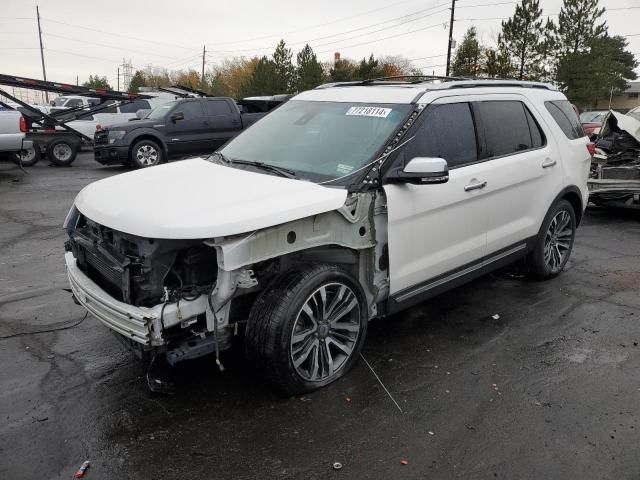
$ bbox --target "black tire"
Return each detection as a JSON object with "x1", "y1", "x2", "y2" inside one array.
[
  {"x1": 245, "y1": 264, "x2": 368, "y2": 395},
  {"x1": 46, "y1": 139, "x2": 77, "y2": 166},
  {"x1": 13, "y1": 141, "x2": 41, "y2": 167},
  {"x1": 131, "y1": 139, "x2": 163, "y2": 168},
  {"x1": 527, "y1": 199, "x2": 576, "y2": 279}
]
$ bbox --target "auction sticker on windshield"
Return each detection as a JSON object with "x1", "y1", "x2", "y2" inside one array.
[{"x1": 345, "y1": 106, "x2": 392, "y2": 118}]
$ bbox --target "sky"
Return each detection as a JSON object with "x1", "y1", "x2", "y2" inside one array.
[{"x1": 1, "y1": 0, "x2": 638, "y2": 92}]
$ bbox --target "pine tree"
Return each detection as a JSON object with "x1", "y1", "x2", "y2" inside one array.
[
  {"x1": 353, "y1": 54, "x2": 385, "y2": 80},
  {"x1": 555, "y1": 0, "x2": 606, "y2": 55},
  {"x1": 128, "y1": 71, "x2": 146, "y2": 93},
  {"x1": 296, "y1": 44, "x2": 325, "y2": 92},
  {"x1": 557, "y1": 35, "x2": 638, "y2": 109},
  {"x1": 451, "y1": 27, "x2": 483, "y2": 77},
  {"x1": 241, "y1": 56, "x2": 279, "y2": 96},
  {"x1": 272, "y1": 40, "x2": 296, "y2": 93},
  {"x1": 484, "y1": 43, "x2": 515, "y2": 78},
  {"x1": 329, "y1": 59, "x2": 356, "y2": 82},
  {"x1": 499, "y1": 0, "x2": 546, "y2": 79}
]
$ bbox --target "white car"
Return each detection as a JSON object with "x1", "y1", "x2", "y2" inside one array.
[
  {"x1": 63, "y1": 79, "x2": 591, "y2": 394},
  {"x1": 65, "y1": 92, "x2": 177, "y2": 140}
]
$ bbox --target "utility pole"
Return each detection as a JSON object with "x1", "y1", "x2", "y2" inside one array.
[
  {"x1": 445, "y1": 0, "x2": 456, "y2": 77},
  {"x1": 117, "y1": 67, "x2": 120, "y2": 91},
  {"x1": 201, "y1": 44, "x2": 206, "y2": 85},
  {"x1": 36, "y1": 5, "x2": 49, "y2": 102}
]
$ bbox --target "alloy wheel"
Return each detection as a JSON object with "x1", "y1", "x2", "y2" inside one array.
[
  {"x1": 543, "y1": 209, "x2": 573, "y2": 273},
  {"x1": 290, "y1": 282, "x2": 361, "y2": 382},
  {"x1": 136, "y1": 144, "x2": 159, "y2": 166}
]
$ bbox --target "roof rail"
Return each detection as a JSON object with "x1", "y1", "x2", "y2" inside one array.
[{"x1": 316, "y1": 75, "x2": 555, "y2": 90}]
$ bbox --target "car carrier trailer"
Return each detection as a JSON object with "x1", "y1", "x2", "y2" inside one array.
[{"x1": 0, "y1": 73, "x2": 151, "y2": 166}]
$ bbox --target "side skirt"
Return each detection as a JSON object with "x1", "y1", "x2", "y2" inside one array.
[{"x1": 384, "y1": 237, "x2": 537, "y2": 315}]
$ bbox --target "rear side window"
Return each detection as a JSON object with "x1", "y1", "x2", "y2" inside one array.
[
  {"x1": 402, "y1": 103, "x2": 477, "y2": 168},
  {"x1": 120, "y1": 99, "x2": 151, "y2": 113},
  {"x1": 477, "y1": 101, "x2": 539, "y2": 157},
  {"x1": 206, "y1": 100, "x2": 232, "y2": 116},
  {"x1": 545, "y1": 100, "x2": 584, "y2": 139}
]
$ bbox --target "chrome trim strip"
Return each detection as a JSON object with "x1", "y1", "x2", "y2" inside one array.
[{"x1": 395, "y1": 243, "x2": 527, "y2": 303}]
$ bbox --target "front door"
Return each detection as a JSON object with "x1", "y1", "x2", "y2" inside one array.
[
  {"x1": 384, "y1": 100, "x2": 489, "y2": 297},
  {"x1": 166, "y1": 100, "x2": 210, "y2": 155}
]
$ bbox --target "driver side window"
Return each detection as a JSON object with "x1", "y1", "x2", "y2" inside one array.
[
  {"x1": 402, "y1": 102, "x2": 478, "y2": 168},
  {"x1": 176, "y1": 101, "x2": 205, "y2": 119}
]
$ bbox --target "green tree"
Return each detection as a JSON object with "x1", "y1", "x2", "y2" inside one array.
[
  {"x1": 556, "y1": 35, "x2": 638, "y2": 109},
  {"x1": 484, "y1": 37, "x2": 515, "y2": 78},
  {"x1": 242, "y1": 56, "x2": 280, "y2": 96},
  {"x1": 82, "y1": 75, "x2": 112, "y2": 90},
  {"x1": 353, "y1": 54, "x2": 385, "y2": 80},
  {"x1": 128, "y1": 70, "x2": 146, "y2": 93},
  {"x1": 296, "y1": 44, "x2": 325, "y2": 92},
  {"x1": 272, "y1": 40, "x2": 296, "y2": 93},
  {"x1": 329, "y1": 58, "x2": 356, "y2": 82},
  {"x1": 452, "y1": 27, "x2": 483, "y2": 77},
  {"x1": 499, "y1": 0, "x2": 547, "y2": 79},
  {"x1": 555, "y1": 0, "x2": 606, "y2": 55}
]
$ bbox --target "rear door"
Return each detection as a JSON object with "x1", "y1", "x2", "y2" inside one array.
[
  {"x1": 205, "y1": 99, "x2": 242, "y2": 151},
  {"x1": 384, "y1": 99, "x2": 489, "y2": 297},
  {"x1": 473, "y1": 97, "x2": 564, "y2": 254},
  {"x1": 166, "y1": 100, "x2": 210, "y2": 155}
]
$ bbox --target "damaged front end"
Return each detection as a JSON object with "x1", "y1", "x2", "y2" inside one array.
[
  {"x1": 63, "y1": 190, "x2": 384, "y2": 367},
  {"x1": 589, "y1": 110, "x2": 640, "y2": 208}
]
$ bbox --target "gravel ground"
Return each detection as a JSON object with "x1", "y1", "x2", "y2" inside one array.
[{"x1": 1, "y1": 153, "x2": 640, "y2": 480}]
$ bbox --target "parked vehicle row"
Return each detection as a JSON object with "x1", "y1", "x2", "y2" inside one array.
[{"x1": 64, "y1": 79, "x2": 592, "y2": 394}]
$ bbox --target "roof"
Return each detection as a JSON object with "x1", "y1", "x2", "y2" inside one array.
[
  {"x1": 295, "y1": 79, "x2": 559, "y2": 104},
  {"x1": 625, "y1": 81, "x2": 640, "y2": 93}
]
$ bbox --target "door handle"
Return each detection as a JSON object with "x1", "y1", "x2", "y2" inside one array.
[
  {"x1": 464, "y1": 180, "x2": 487, "y2": 192},
  {"x1": 542, "y1": 158, "x2": 556, "y2": 168}
]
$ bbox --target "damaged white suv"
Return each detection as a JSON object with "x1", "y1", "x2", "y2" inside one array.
[{"x1": 64, "y1": 79, "x2": 591, "y2": 394}]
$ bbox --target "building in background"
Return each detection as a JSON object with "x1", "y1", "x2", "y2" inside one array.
[{"x1": 596, "y1": 81, "x2": 640, "y2": 113}]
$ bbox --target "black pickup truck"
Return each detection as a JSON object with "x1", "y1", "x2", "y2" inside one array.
[{"x1": 94, "y1": 96, "x2": 286, "y2": 168}]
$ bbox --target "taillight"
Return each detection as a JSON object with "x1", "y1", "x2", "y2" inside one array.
[
  {"x1": 19, "y1": 115, "x2": 27, "y2": 133},
  {"x1": 587, "y1": 143, "x2": 596, "y2": 157}
]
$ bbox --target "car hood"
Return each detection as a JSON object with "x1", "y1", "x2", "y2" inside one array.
[{"x1": 74, "y1": 158, "x2": 348, "y2": 239}]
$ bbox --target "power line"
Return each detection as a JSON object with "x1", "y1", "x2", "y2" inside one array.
[{"x1": 210, "y1": 0, "x2": 429, "y2": 47}]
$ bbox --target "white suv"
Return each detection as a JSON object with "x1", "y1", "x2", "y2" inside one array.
[{"x1": 63, "y1": 79, "x2": 591, "y2": 394}]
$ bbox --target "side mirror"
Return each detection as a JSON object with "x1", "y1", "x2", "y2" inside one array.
[
  {"x1": 387, "y1": 157, "x2": 449, "y2": 185},
  {"x1": 135, "y1": 109, "x2": 150, "y2": 119},
  {"x1": 170, "y1": 112, "x2": 184, "y2": 123}
]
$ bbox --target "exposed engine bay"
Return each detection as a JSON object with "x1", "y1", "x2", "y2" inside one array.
[{"x1": 589, "y1": 111, "x2": 640, "y2": 208}]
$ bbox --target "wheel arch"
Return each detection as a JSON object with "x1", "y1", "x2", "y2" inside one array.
[{"x1": 551, "y1": 185, "x2": 584, "y2": 226}]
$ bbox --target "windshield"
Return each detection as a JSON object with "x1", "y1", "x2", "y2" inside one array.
[
  {"x1": 217, "y1": 100, "x2": 411, "y2": 183},
  {"x1": 146, "y1": 101, "x2": 177, "y2": 119},
  {"x1": 52, "y1": 97, "x2": 68, "y2": 107},
  {"x1": 580, "y1": 111, "x2": 606, "y2": 123}
]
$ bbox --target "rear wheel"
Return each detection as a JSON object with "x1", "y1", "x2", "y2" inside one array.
[
  {"x1": 13, "y1": 142, "x2": 41, "y2": 167},
  {"x1": 131, "y1": 139, "x2": 163, "y2": 168},
  {"x1": 46, "y1": 139, "x2": 77, "y2": 166},
  {"x1": 245, "y1": 264, "x2": 368, "y2": 395},
  {"x1": 527, "y1": 199, "x2": 576, "y2": 279}
]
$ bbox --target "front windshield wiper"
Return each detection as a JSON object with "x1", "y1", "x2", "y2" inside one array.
[{"x1": 210, "y1": 152, "x2": 297, "y2": 179}]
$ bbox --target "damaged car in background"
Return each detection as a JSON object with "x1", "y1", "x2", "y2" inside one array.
[{"x1": 589, "y1": 110, "x2": 640, "y2": 208}]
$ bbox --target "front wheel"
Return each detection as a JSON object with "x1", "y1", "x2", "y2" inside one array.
[
  {"x1": 131, "y1": 139, "x2": 163, "y2": 168},
  {"x1": 245, "y1": 265, "x2": 368, "y2": 395},
  {"x1": 527, "y1": 199, "x2": 576, "y2": 279}
]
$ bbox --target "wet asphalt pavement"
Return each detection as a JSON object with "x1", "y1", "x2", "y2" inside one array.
[{"x1": 1, "y1": 153, "x2": 640, "y2": 480}]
